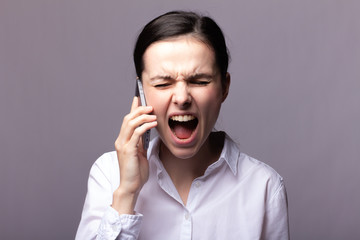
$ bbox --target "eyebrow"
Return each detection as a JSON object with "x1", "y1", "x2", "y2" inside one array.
[
  {"x1": 149, "y1": 75, "x2": 173, "y2": 81},
  {"x1": 186, "y1": 73, "x2": 214, "y2": 81},
  {"x1": 150, "y1": 73, "x2": 214, "y2": 82}
]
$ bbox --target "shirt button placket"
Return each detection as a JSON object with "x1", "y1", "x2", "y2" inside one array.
[{"x1": 180, "y1": 210, "x2": 192, "y2": 240}]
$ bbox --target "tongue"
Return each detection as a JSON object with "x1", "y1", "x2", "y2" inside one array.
[{"x1": 173, "y1": 124, "x2": 193, "y2": 139}]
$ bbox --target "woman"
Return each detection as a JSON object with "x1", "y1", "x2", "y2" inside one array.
[{"x1": 76, "y1": 11, "x2": 289, "y2": 240}]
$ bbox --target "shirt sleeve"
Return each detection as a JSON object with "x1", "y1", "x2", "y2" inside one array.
[
  {"x1": 261, "y1": 178, "x2": 290, "y2": 240},
  {"x1": 96, "y1": 207, "x2": 142, "y2": 240},
  {"x1": 75, "y1": 154, "x2": 143, "y2": 240}
]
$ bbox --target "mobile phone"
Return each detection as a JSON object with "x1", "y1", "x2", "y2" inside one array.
[{"x1": 135, "y1": 78, "x2": 151, "y2": 150}]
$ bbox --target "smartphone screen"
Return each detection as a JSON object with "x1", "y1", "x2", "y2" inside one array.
[{"x1": 135, "y1": 78, "x2": 151, "y2": 150}]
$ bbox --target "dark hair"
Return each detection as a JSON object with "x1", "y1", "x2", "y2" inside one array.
[{"x1": 133, "y1": 11, "x2": 230, "y2": 83}]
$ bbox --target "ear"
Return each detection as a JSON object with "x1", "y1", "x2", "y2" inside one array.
[{"x1": 221, "y1": 72, "x2": 231, "y2": 102}]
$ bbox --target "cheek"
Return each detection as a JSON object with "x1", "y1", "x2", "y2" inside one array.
[
  {"x1": 146, "y1": 91, "x2": 168, "y2": 118},
  {"x1": 198, "y1": 89, "x2": 223, "y2": 119},
  {"x1": 144, "y1": 88, "x2": 158, "y2": 108},
  {"x1": 198, "y1": 87, "x2": 222, "y2": 106}
]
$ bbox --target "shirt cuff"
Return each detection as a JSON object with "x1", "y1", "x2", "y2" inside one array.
[{"x1": 97, "y1": 206, "x2": 143, "y2": 240}]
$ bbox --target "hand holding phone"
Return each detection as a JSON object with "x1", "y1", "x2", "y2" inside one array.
[
  {"x1": 135, "y1": 78, "x2": 151, "y2": 150},
  {"x1": 112, "y1": 80, "x2": 154, "y2": 215}
]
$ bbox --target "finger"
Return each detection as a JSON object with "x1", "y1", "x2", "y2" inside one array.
[
  {"x1": 119, "y1": 103, "x2": 153, "y2": 137},
  {"x1": 128, "y1": 121, "x2": 157, "y2": 151},
  {"x1": 128, "y1": 114, "x2": 157, "y2": 132},
  {"x1": 137, "y1": 135, "x2": 146, "y2": 157},
  {"x1": 128, "y1": 105, "x2": 154, "y2": 121},
  {"x1": 130, "y1": 96, "x2": 139, "y2": 112},
  {"x1": 116, "y1": 109, "x2": 156, "y2": 151},
  {"x1": 126, "y1": 115, "x2": 157, "y2": 144},
  {"x1": 117, "y1": 96, "x2": 140, "y2": 148},
  {"x1": 119, "y1": 107, "x2": 155, "y2": 140}
]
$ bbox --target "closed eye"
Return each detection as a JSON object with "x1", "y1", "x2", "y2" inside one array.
[
  {"x1": 191, "y1": 80, "x2": 210, "y2": 85},
  {"x1": 150, "y1": 75, "x2": 173, "y2": 88},
  {"x1": 188, "y1": 73, "x2": 213, "y2": 86},
  {"x1": 154, "y1": 83, "x2": 171, "y2": 88}
]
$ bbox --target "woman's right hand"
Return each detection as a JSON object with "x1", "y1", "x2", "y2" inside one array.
[{"x1": 112, "y1": 96, "x2": 157, "y2": 215}]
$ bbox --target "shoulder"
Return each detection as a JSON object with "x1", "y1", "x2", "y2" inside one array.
[
  {"x1": 92, "y1": 151, "x2": 118, "y2": 171},
  {"x1": 240, "y1": 153, "x2": 283, "y2": 184},
  {"x1": 223, "y1": 134, "x2": 283, "y2": 181},
  {"x1": 239, "y1": 153, "x2": 285, "y2": 202},
  {"x1": 223, "y1": 134, "x2": 282, "y2": 178},
  {"x1": 224, "y1": 134, "x2": 284, "y2": 198},
  {"x1": 242, "y1": 151, "x2": 282, "y2": 176},
  {"x1": 89, "y1": 151, "x2": 119, "y2": 186}
]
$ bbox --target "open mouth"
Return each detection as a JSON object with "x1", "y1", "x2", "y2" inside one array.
[{"x1": 168, "y1": 115, "x2": 198, "y2": 139}]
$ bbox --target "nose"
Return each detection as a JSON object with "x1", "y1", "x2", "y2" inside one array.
[{"x1": 172, "y1": 81, "x2": 191, "y2": 108}]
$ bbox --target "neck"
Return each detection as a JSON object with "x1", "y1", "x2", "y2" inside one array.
[{"x1": 159, "y1": 131, "x2": 225, "y2": 204}]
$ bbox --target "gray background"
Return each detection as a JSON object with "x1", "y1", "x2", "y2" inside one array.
[{"x1": 1, "y1": 0, "x2": 359, "y2": 239}]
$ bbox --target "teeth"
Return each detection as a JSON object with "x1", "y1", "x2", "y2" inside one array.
[{"x1": 170, "y1": 115, "x2": 195, "y2": 122}]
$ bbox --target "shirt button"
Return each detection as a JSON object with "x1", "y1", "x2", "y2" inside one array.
[
  {"x1": 184, "y1": 213, "x2": 190, "y2": 220},
  {"x1": 194, "y1": 182, "x2": 201, "y2": 188}
]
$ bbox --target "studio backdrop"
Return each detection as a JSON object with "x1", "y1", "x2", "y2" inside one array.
[{"x1": 1, "y1": 0, "x2": 359, "y2": 239}]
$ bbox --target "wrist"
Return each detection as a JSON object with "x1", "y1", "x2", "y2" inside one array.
[{"x1": 112, "y1": 187, "x2": 139, "y2": 215}]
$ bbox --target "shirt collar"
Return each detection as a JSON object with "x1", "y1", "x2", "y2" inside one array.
[
  {"x1": 219, "y1": 133, "x2": 240, "y2": 176},
  {"x1": 147, "y1": 135, "x2": 161, "y2": 160},
  {"x1": 147, "y1": 136, "x2": 164, "y2": 177}
]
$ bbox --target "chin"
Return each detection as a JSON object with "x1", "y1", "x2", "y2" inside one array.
[
  {"x1": 160, "y1": 138, "x2": 201, "y2": 160},
  {"x1": 170, "y1": 147, "x2": 198, "y2": 159}
]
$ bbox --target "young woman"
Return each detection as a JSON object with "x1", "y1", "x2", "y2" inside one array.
[{"x1": 76, "y1": 11, "x2": 289, "y2": 240}]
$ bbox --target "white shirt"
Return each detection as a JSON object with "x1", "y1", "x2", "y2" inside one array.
[{"x1": 76, "y1": 133, "x2": 289, "y2": 240}]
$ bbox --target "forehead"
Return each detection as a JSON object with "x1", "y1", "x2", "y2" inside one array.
[{"x1": 142, "y1": 36, "x2": 217, "y2": 77}]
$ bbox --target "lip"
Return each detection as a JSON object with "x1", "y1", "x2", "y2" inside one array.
[
  {"x1": 168, "y1": 112, "x2": 198, "y2": 119},
  {"x1": 167, "y1": 112, "x2": 199, "y2": 146}
]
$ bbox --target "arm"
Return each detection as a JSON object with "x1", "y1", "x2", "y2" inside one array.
[
  {"x1": 75, "y1": 156, "x2": 143, "y2": 240},
  {"x1": 261, "y1": 179, "x2": 290, "y2": 240},
  {"x1": 112, "y1": 96, "x2": 157, "y2": 214},
  {"x1": 76, "y1": 97, "x2": 157, "y2": 239}
]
